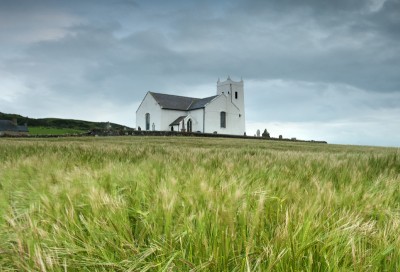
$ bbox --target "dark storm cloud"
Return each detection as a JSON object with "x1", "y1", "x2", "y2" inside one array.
[
  {"x1": 226, "y1": 0, "x2": 400, "y2": 92},
  {"x1": 4, "y1": 0, "x2": 399, "y2": 93}
]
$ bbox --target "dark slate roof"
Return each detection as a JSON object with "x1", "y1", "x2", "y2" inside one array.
[
  {"x1": 149, "y1": 92, "x2": 217, "y2": 111},
  {"x1": 170, "y1": 116, "x2": 187, "y2": 126},
  {"x1": 0, "y1": 120, "x2": 28, "y2": 132},
  {"x1": 189, "y1": 96, "x2": 218, "y2": 110}
]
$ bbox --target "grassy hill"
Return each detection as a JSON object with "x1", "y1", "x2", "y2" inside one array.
[{"x1": 0, "y1": 112, "x2": 129, "y2": 134}]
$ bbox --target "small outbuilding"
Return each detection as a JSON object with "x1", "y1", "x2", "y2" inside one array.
[{"x1": 0, "y1": 119, "x2": 29, "y2": 136}]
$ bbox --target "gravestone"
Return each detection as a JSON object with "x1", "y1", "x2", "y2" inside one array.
[{"x1": 262, "y1": 129, "x2": 270, "y2": 138}]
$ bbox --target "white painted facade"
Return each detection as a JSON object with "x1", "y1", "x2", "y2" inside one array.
[
  {"x1": 136, "y1": 92, "x2": 163, "y2": 131},
  {"x1": 136, "y1": 77, "x2": 246, "y2": 135}
]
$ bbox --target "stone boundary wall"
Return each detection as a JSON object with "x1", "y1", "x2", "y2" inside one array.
[{"x1": 1, "y1": 129, "x2": 327, "y2": 144}]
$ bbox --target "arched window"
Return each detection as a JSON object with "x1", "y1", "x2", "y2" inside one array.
[
  {"x1": 220, "y1": 111, "x2": 226, "y2": 128},
  {"x1": 187, "y1": 119, "x2": 192, "y2": 132},
  {"x1": 145, "y1": 113, "x2": 150, "y2": 130}
]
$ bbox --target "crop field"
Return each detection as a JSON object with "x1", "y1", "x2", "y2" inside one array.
[
  {"x1": 28, "y1": 127, "x2": 86, "y2": 135},
  {"x1": 0, "y1": 136, "x2": 399, "y2": 271}
]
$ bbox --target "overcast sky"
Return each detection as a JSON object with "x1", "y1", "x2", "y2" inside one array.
[{"x1": 1, "y1": 0, "x2": 399, "y2": 147}]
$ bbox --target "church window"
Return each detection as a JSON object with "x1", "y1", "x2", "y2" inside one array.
[
  {"x1": 145, "y1": 113, "x2": 150, "y2": 130},
  {"x1": 220, "y1": 111, "x2": 226, "y2": 128},
  {"x1": 235, "y1": 92, "x2": 238, "y2": 99},
  {"x1": 187, "y1": 119, "x2": 192, "y2": 132}
]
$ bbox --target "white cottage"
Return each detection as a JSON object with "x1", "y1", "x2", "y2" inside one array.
[{"x1": 136, "y1": 77, "x2": 245, "y2": 135}]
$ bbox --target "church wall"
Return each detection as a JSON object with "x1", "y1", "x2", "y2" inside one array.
[
  {"x1": 136, "y1": 92, "x2": 162, "y2": 131},
  {"x1": 160, "y1": 109, "x2": 187, "y2": 131},
  {"x1": 160, "y1": 109, "x2": 204, "y2": 132},
  {"x1": 204, "y1": 95, "x2": 226, "y2": 134},
  {"x1": 205, "y1": 95, "x2": 245, "y2": 135},
  {"x1": 226, "y1": 98, "x2": 245, "y2": 135},
  {"x1": 187, "y1": 108, "x2": 204, "y2": 132}
]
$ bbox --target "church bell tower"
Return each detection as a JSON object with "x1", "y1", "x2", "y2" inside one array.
[
  {"x1": 217, "y1": 76, "x2": 245, "y2": 116},
  {"x1": 217, "y1": 76, "x2": 245, "y2": 134}
]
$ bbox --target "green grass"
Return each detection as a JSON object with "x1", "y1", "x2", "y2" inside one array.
[
  {"x1": 28, "y1": 127, "x2": 86, "y2": 135},
  {"x1": 0, "y1": 137, "x2": 399, "y2": 271}
]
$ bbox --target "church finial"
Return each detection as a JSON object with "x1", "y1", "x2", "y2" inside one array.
[
  {"x1": 241, "y1": 76, "x2": 243, "y2": 82},
  {"x1": 217, "y1": 77, "x2": 220, "y2": 83},
  {"x1": 227, "y1": 75, "x2": 231, "y2": 80}
]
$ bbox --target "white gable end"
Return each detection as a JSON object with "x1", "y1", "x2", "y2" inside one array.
[
  {"x1": 204, "y1": 94, "x2": 244, "y2": 135},
  {"x1": 136, "y1": 92, "x2": 162, "y2": 131}
]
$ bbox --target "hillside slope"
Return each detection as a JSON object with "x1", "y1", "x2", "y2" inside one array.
[{"x1": 0, "y1": 112, "x2": 129, "y2": 131}]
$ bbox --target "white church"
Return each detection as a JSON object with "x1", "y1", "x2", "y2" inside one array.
[{"x1": 136, "y1": 77, "x2": 246, "y2": 135}]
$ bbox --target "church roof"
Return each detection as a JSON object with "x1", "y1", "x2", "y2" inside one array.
[
  {"x1": 189, "y1": 96, "x2": 218, "y2": 110},
  {"x1": 0, "y1": 120, "x2": 28, "y2": 132},
  {"x1": 149, "y1": 92, "x2": 217, "y2": 111}
]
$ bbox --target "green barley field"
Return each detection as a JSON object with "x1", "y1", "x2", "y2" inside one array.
[
  {"x1": 0, "y1": 136, "x2": 399, "y2": 271},
  {"x1": 28, "y1": 127, "x2": 86, "y2": 135}
]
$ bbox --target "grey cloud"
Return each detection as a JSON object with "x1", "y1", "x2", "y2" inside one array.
[
  {"x1": 148, "y1": 0, "x2": 399, "y2": 93},
  {"x1": 245, "y1": 80, "x2": 400, "y2": 124},
  {"x1": 4, "y1": 0, "x2": 399, "y2": 95},
  {"x1": 368, "y1": 1, "x2": 400, "y2": 39}
]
